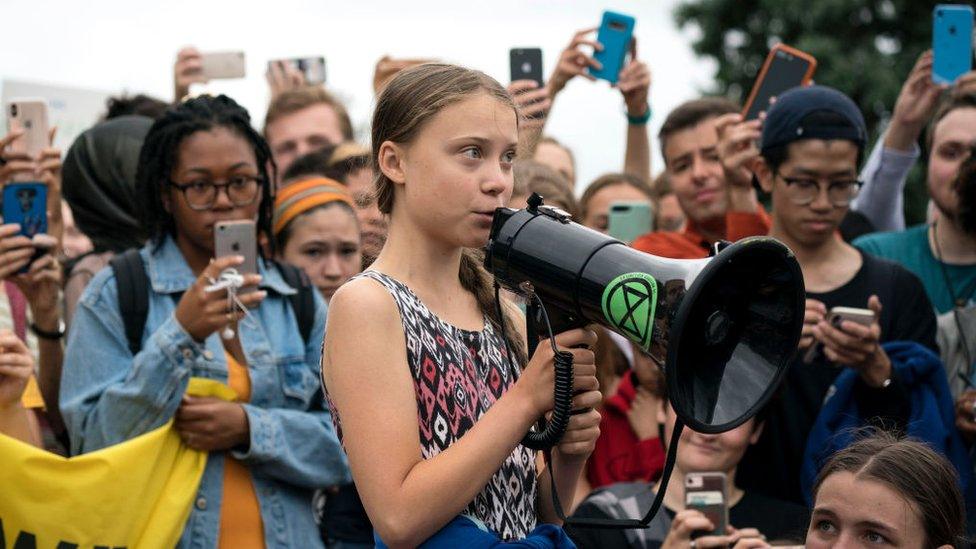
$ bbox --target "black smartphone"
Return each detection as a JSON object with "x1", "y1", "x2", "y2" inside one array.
[
  {"x1": 742, "y1": 44, "x2": 817, "y2": 121},
  {"x1": 510, "y1": 48, "x2": 544, "y2": 88}
]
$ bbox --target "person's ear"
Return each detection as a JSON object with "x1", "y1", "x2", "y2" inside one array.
[
  {"x1": 377, "y1": 141, "x2": 408, "y2": 186},
  {"x1": 656, "y1": 401, "x2": 668, "y2": 426},
  {"x1": 754, "y1": 157, "x2": 775, "y2": 194},
  {"x1": 161, "y1": 187, "x2": 172, "y2": 214}
]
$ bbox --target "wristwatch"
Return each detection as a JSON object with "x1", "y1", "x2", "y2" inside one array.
[
  {"x1": 626, "y1": 104, "x2": 652, "y2": 125},
  {"x1": 30, "y1": 319, "x2": 66, "y2": 340}
]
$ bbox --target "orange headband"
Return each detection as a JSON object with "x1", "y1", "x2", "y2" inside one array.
[{"x1": 272, "y1": 177, "x2": 354, "y2": 235}]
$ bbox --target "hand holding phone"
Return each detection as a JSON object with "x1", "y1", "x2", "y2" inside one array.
[
  {"x1": 685, "y1": 472, "x2": 728, "y2": 538},
  {"x1": 590, "y1": 11, "x2": 636, "y2": 85},
  {"x1": 933, "y1": 4, "x2": 974, "y2": 85},
  {"x1": 742, "y1": 44, "x2": 817, "y2": 121},
  {"x1": 174, "y1": 47, "x2": 207, "y2": 100},
  {"x1": 215, "y1": 220, "x2": 259, "y2": 297},
  {"x1": 200, "y1": 51, "x2": 246, "y2": 81}
]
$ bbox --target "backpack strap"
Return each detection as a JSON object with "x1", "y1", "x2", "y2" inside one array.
[
  {"x1": 109, "y1": 249, "x2": 150, "y2": 356},
  {"x1": 273, "y1": 260, "x2": 316, "y2": 346}
]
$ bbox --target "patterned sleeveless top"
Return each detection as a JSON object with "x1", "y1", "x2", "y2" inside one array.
[{"x1": 328, "y1": 270, "x2": 538, "y2": 540}]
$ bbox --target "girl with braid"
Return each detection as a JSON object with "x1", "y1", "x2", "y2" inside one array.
[
  {"x1": 322, "y1": 64, "x2": 602, "y2": 547},
  {"x1": 61, "y1": 95, "x2": 349, "y2": 548}
]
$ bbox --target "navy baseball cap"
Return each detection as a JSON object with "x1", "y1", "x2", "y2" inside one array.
[{"x1": 760, "y1": 85, "x2": 867, "y2": 154}]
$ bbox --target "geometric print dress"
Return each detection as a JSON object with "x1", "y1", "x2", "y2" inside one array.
[{"x1": 348, "y1": 270, "x2": 538, "y2": 540}]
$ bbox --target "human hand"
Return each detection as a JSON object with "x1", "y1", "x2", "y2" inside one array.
[
  {"x1": 799, "y1": 298, "x2": 827, "y2": 351},
  {"x1": 953, "y1": 70, "x2": 976, "y2": 97},
  {"x1": 715, "y1": 113, "x2": 762, "y2": 190},
  {"x1": 813, "y1": 295, "x2": 890, "y2": 387},
  {"x1": 507, "y1": 80, "x2": 551, "y2": 131},
  {"x1": 11, "y1": 244, "x2": 62, "y2": 322},
  {"x1": 0, "y1": 224, "x2": 36, "y2": 281},
  {"x1": 548, "y1": 27, "x2": 602, "y2": 97},
  {"x1": 626, "y1": 386, "x2": 660, "y2": 441},
  {"x1": 661, "y1": 510, "x2": 736, "y2": 549},
  {"x1": 617, "y1": 40, "x2": 650, "y2": 117},
  {"x1": 0, "y1": 329, "x2": 34, "y2": 408},
  {"x1": 886, "y1": 51, "x2": 947, "y2": 151},
  {"x1": 373, "y1": 56, "x2": 435, "y2": 96},
  {"x1": 173, "y1": 255, "x2": 266, "y2": 342},
  {"x1": 175, "y1": 395, "x2": 249, "y2": 451},
  {"x1": 516, "y1": 328, "x2": 599, "y2": 418},
  {"x1": 174, "y1": 46, "x2": 207, "y2": 101},
  {"x1": 266, "y1": 60, "x2": 307, "y2": 100}
]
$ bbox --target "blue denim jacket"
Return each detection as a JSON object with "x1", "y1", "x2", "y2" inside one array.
[{"x1": 60, "y1": 235, "x2": 350, "y2": 548}]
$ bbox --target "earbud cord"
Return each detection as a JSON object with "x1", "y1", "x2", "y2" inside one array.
[{"x1": 932, "y1": 220, "x2": 975, "y2": 386}]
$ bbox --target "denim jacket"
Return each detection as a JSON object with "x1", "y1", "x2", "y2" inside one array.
[{"x1": 60, "y1": 235, "x2": 350, "y2": 548}]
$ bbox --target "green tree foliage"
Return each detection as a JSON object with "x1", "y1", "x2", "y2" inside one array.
[{"x1": 674, "y1": 0, "x2": 945, "y2": 223}]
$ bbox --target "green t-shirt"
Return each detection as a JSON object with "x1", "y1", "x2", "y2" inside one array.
[{"x1": 854, "y1": 224, "x2": 976, "y2": 314}]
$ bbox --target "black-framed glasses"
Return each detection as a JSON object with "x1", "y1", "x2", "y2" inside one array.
[
  {"x1": 776, "y1": 171, "x2": 863, "y2": 207},
  {"x1": 169, "y1": 175, "x2": 263, "y2": 211}
]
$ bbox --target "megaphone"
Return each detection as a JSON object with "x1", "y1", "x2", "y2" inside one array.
[
  {"x1": 484, "y1": 194, "x2": 804, "y2": 527},
  {"x1": 486, "y1": 193, "x2": 804, "y2": 434}
]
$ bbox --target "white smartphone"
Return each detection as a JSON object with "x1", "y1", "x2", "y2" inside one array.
[
  {"x1": 827, "y1": 306, "x2": 876, "y2": 328},
  {"x1": 201, "y1": 51, "x2": 246, "y2": 80},
  {"x1": 214, "y1": 220, "x2": 258, "y2": 296},
  {"x1": 5, "y1": 98, "x2": 50, "y2": 159}
]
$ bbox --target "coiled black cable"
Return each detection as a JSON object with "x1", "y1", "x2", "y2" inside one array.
[{"x1": 493, "y1": 284, "x2": 575, "y2": 450}]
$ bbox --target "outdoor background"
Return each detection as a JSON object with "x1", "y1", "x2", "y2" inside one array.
[{"x1": 0, "y1": 0, "x2": 945, "y2": 222}]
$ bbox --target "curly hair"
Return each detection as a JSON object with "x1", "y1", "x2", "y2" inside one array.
[{"x1": 135, "y1": 95, "x2": 276, "y2": 251}]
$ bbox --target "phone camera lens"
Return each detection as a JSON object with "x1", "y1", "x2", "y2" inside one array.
[
  {"x1": 9, "y1": 104, "x2": 17, "y2": 117},
  {"x1": 949, "y1": 25, "x2": 957, "y2": 35},
  {"x1": 522, "y1": 62, "x2": 532, "y2": 73}
]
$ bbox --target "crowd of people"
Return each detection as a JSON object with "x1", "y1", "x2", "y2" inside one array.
[{"x1": 1, "y1": 21, "x2": 976, "y2": 549}]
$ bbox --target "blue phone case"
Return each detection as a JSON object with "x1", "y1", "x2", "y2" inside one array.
[
  {"x1": 591, "y1": 11, "x2": 636, "y2": 84},
  {"x1": 3, "y1": 182, "x2": 48, "y2": 238},
  {"x1": 933, "y1": 4, "x2": 974, "y2": 85}
]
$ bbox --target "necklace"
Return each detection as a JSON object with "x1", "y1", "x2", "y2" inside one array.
[{"x1": 931, "y1": 220, "x2": 974, "y2": 383}]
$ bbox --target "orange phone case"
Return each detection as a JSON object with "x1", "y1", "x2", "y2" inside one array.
[{"x1": 741, "y1": 44, "x2": 818, "y2": 119}]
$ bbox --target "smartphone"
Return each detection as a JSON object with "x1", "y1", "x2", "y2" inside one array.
[
  {"x1": 741, "y1": 44, "x2": 818, "y2": 121},
  {"x1": 510, "y1": 48, "x2": 544, "y2": 88},
  {"x1": 590, "y1": 11, "x2": 636, "y2": 85},
  {"x1": 214, "y1": 220, "x2": 258, "y2": 295},
  {"x1": 933, "y1": 4, "x2": 974, "y2": 85},
  {"x1": 608, "y1": 201, "x2": 653, "y2": 244},
  {"x1": 827, "y1": 306, "x2": 876, "y2": 328},
  {"x1": 803, "y1": 306, "x2": 876, "y2": 363},
  {"x1": 5, "y1": 98, "x2": 50, "y2": 160},
  {"x1": 269, "y1": 56, "x2": 327, "y2": 85},
  {"x1": 2, "y1": 183, "x2": 48, "y2": 273},
  {"x1": 685, "y1": 472, "x2": 727, "y2": 538},
  {"x1": 201, "y1": 51, "x2": 247, "y2": 80}
]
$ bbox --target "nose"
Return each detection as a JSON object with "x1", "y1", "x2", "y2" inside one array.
[
  {"x1": 690, "y1": 155, "x2": 709, "y2": 184},
  {"x1": 809, "y1": 184, "x2": 833, "y2": 212},
  {"x1": 321, "y1": 253, "x2": 343, "y2": 280},
  {"x1": 212, "y1": 185, "x2": 234, "y2": 210},
  {"x1": 481, "y1": 163, "x2": 511, "y2": 198}
]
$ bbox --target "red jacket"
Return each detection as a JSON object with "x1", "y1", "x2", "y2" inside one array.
[
  {"x1": 586, "y1": 373, "x2": 665, "y2": 489},
  {"x1": 632, "y1": 208, "x2": 771, "y2": 259}
]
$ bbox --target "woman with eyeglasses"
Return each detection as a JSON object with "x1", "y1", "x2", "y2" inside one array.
[{"x1": 60, "y1": 95, "x2": 349, "y2": 548}]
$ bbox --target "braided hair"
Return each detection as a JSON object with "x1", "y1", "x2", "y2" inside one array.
[{"x1": 135, "y1": 94, "x2": 277, "y2": 251}]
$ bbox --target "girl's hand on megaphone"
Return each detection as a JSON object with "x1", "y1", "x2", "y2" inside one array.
[{"x1": 518, "y1": 328, "x2": 599, "y2": 417}]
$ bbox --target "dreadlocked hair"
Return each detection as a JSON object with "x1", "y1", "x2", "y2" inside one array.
[{"x1": 135, "y1": 94, "x2": 277, "y2": 251}]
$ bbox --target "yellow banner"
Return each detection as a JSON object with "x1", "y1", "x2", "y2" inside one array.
[{"x1": 0, "y1": 378, "x2": 235, "y2": 549}]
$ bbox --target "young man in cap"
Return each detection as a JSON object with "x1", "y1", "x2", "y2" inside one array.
[{"x1": 732, "y1": 85, "x2": 939, "y2": 505}]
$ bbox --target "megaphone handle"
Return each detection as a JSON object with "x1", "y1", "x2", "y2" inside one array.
[{"x1": 519, "y1": 297, "x2": 574, "y2": 451}]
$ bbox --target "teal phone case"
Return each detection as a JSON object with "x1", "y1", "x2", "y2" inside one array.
[
  {"x1": 608, "y1": 201, "x2": 653, "y2": 244},
  {"x1": 933, "y1": 4, "x2": 974, "y2": 84},
  {"x1": 590, "y1": 11, "x2": 635, "y2": 85}
]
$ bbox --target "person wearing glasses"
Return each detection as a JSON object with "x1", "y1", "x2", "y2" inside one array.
[
  {"x1": 60, "y1": 95, "x2": 349, "y2": 548},
  {"x1": 729, "y1": 86, "x2": 944, "y2": 508}
]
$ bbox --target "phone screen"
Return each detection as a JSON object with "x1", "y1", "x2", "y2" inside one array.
[{"x1": 743, "y1": 49, "x2": 814, "y2": 120}]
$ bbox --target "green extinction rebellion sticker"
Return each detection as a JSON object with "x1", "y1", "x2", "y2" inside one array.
[{"x1": 601, "y1": 272, "x2": 658, "y2": 350}]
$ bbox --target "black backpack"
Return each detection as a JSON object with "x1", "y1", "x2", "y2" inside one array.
[{"x1": 109, "y1": 249, "x2": 316, "y2": 355}]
